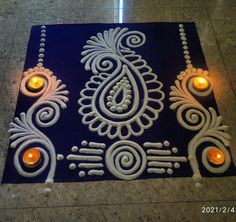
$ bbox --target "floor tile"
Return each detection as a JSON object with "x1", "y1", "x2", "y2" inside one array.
[
  {"x1": 204, "y1": 0, "x2": 236, "y2": 7},
  {"x1": 34, "y1": 201, "x2": 236, "y2": 222},
  {"x1": 10, "y1": 8, "x2": 93, "y2": 59},
  {"x1": 0, "y1": 59, "x2": 6, "y2": 91},
  {"x1": 0, "y1": 6, "x2": 18, "y2": 59},
  {"x1": 207, "y1": 6, "x2": 236, "y2": 94},
  {"x1": 0, "y1": 177, "x2": 236, "y2": 209},
  {"x1": 124, "y1": 0, "x2": 204, "y2": 8},
  {"x1": 86, "y1": 8, "x2": 118, "y2": 23},
  {"x1": 0, "y1": 208, "x2": 37, "y2": 222}
]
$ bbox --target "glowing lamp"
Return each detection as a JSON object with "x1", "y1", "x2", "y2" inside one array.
[
  {"x1": 23, "y1": 148, "x2": 41, "y2": 167},
  {"x1": 207, "y1": 147, "x2": 225, "y2": 165},
  {"x1": 27, "y1": 76, "x2": 44, "y2": 92},
  {"x1": 193, "y1": 76, "x2": 209, "y2": 91}
]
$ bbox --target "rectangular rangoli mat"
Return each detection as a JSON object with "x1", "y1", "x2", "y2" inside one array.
[{"x1": 2, "y1": 23, "x2": 235, "y2": 187}]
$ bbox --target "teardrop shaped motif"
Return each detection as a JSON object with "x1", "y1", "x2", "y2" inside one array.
[
  {"x1": 78, "y1": 27, "x2": 165, "y2": 140},
  {"x1": 106, "y1": 76, "x2": 132, "y2": 113}
]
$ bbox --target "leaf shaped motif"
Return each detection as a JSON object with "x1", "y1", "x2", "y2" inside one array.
[
  {"x1": 79, "y1": 27, "x2": 165, "y2": 140},
  {"x1": 8, "y1": 66, "x2": 69, "y2": 182},
  {"x1": 169, "y1": 66, "x2": 231, "y2": 186}
]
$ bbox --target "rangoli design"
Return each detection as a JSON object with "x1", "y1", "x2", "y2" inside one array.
[
  {"x1": 78, "y1": 27, "x2": 165, "y2": 140},
  {"x1": 169, "y1": 24, "x2": 231, "y2": 187},
  {"x1": 7, "y1": 26, "x2": 69, "y2": 186},
  {"x1": 3, "y1": 23, "x2": 235, "y2": 188}
]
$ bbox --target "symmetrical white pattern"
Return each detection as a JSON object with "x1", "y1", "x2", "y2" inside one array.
[
  {"x1": 145, "y1": 141, "x2": 187, "y2": 175},
  {"x1": 78, "y1": 27, "x2": 165, "y2": 140},
  {"x1": 66, "y1": 140, "x2": 105, "y2": 177},
  {"x1": 169, "y1": 66, "x2": 231, "y2": 186},
  {"x1": 178, "y1": 24, "x2": 192, "y2": 66},
  {"x1": 37, "y1": 25, "x2": 46, "y2": 66},
  {"x1": 9, "y1": 66, "x2": 69, "y2": 182},
  {"x1": 105, "y1": 140, "x2": 147, "y2": 180}
]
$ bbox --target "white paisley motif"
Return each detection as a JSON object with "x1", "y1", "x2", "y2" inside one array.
[
  {"x1": 78, "y1": 27, "x2": 165, "y2": 140},
  {"x1": 105, "y1": 140, "x2": 147, "y2": 180},
  {"x1": 9, "y1": 66, "x2": 69, "y2": 183},
  {"x1": 169, "y1": 67, "x2": 231, "y2": 186}
]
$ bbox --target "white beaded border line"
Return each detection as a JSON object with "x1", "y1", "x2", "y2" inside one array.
[
  {"x1": 37, "y1": 25, "x2": 46, "y2": 67},
  {"x1": 178, "y1": 24, "x2": 192, "y2": 68}
]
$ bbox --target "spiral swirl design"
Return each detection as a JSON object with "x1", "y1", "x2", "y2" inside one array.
[
  {"x1": 9, "y1": 66, "x2": 69, "y2": 182},
  {"x1": 170, "y1": 66, "x2": 231, "y2": 185},
  {"x1": 79, "y1": 27, "x2": 164, "y2": 140},
  {"x1": 34, "y1": 101, "x2": 60, "y2": 127},
  {"x1": 120, "y1": 31, "x2": 146, "y2": 49},
  {"x1": 106, "y1": 141, "x2": 146, "y2": 180},
  {"x1": 92, "y1": 54, "x2": 122, "y2": 74},
  {"x1": 14, "y1": 139, "x2": 50, "y2": 178},
  {"x1": 177, "y1": 104, "x2": 208, "y2": 131}
]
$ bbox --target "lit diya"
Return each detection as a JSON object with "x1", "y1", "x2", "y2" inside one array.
[
  {"x1": 23, "y1": 148, "x2": 41, "y2": 168},
  {"x1": 27, "y1": 76, "x2": 44, "y2": 92},
  {"x1": 193, "y1": 76, "x2": 209, "y2": 91},
  {"x1": 207, "y1": 147, "x2": 225, "y2": 165}
]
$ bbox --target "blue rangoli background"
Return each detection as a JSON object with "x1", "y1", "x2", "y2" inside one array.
[{"x1": 2, "y1": 23, "x2": 236, "y2": 183}]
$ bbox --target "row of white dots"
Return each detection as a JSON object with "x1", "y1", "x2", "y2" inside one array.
[
  {"x1": 178, "y1": 24, "x2": 192, "y2": 66},
  {"x1": 37, "y1": 25, "x2": 46, "y2": 66}
]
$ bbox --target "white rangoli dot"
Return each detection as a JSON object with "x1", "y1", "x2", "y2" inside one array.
[
  {"x1": 122, "y1": 104, "x2": 128, "y2": 110},
  {"x1": 126, "y1": 95, "x2": 132, "y2": 100},
  {"x1": 124, "y1": 100, "x2": 131, "y2": 105},
  {"x1": 110, "y1": 106, "x2": 116, "y2": 112},
  {"x1": 117, "y1": 107, "x2": 123, "y2": 113},
  {"x1": 43, "y1": 188, "x2": 52, "y2": 195},
  {"x1": 71, "y1": 146, "x2": 79, "y2": 152},
  {"x1": 69, "y1": 163, "x2": 76, "y2": 170},
  {"x1": 195, "y1": 182, "x2": 202, "y2": 188},
  {"x1": 174, "y1": 162, "x2": 180, "y2": 168},
  {"x1": 110, "y1": 90, "x2": 115, "y2": 95},
  {"x1": 79, "y1": 171, "x2": 86, "y2": 177},
  {"x1": 107, "y1": 96, "x2": 113, "y2": 101},
  {"x1": 172, "y1": 147, "x2": 178, "y2": 153},
  {"x1": 106, "y1": 102, "x2": 112, "y2": 107},
  {"x1": 163, "y1": 140, "x2": 170, "y2": 147},
  {"x1": 126, "y1": 85, "x2": 131, "y2": 89},
  {"x1": 126, "y1": 90, "x2": 131, "y2": 95},
  {"x1": 167, "y1": 168, "x2": 173, "y2": 175},
  {"x1": 81, "y1": 140, "x2": 88, "y2": 146},
  {"x1": 57, "y1": 154, "x2": 64, "y2": 161}
]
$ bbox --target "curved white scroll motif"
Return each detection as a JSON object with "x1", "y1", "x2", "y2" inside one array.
[
  {"x1": 9, "y1": 66, "x2": 69, "y2": 182},
  {"x1": 105, "y1": 140, "x2": 147, "y2": 180},
  {"x1": 78, "y1": 27, "x2": 165, "y2": 140},
  {"x1": 169, "y1": 67, "x2": 231, "y2": 186}
]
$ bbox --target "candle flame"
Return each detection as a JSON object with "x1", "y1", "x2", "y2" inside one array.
[
  {"x1": 28, "y1": 76, "x2": 44, "y2": 91},
  {"x1": 193, "y1": 76, "x2": 209, "y2": 90},
  {"x1": 23, "y1": 148, "x2": 41, "y2": 167},
  {"x1": 207, "y1": 147, "x2": 225, "y2": 165}
]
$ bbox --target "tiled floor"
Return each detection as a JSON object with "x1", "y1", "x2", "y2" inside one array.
[{"x1": 0, "y1": 0, "x2": 235, "y2": 221}]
